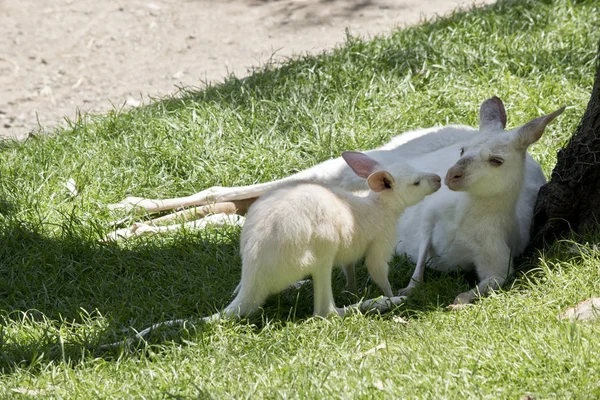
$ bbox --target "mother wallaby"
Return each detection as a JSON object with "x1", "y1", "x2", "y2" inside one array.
[{"x1": 394, "y1": 98, "x2": 563, "y2": 306}]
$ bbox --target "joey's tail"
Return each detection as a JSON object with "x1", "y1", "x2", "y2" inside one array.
[{"x1": 99, "y1": 313, "x2": 222, "y2": 350}]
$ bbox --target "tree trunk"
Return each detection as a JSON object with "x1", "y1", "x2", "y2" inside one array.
[{"x1": 529, "y1": 40, "x2": 600, "y2": 249}]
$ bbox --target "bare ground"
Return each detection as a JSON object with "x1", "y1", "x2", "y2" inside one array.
[{"x1": 0, "y1": 0, "x2": 495, "y2": 140}]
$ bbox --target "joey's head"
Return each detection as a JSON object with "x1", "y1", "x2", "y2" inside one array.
[
  {"x1": 445, "y1": 97, "x2": 565, "y2": 197},
  {"x1": 342, "y1": 151, "x2": 441, "y2": 209}
]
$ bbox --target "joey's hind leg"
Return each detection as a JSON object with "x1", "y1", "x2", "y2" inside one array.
[{"x1": 222, "y1": 285, "x2": 270, "y2": 319}]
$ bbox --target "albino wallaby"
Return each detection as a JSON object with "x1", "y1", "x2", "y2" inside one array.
[
  {"x1": 395, "y1": 98, "x2": 564, "y2": 306},
  {"x1": 226, "y1": 151, "x2": 440, "y2": 318},
  {"x1": 107, "y1": 97, "x2": 562, "y2": 307},
  {"x1": 104, "y1": 152, "x2": 440, "y2": 347}
]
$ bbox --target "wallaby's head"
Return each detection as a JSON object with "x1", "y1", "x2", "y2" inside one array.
[
  {"x1": 342, "y1": 151, "x2": 441, "y2": 208},
  {"x1": 445, "y1": 97, "x2": 565, "y2": 197}
]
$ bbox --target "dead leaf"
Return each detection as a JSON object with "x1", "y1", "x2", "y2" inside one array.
[{"x1": 560, "y1": 298, "x2": 600, "y2": 322}]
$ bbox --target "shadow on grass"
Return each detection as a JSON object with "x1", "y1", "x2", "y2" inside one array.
[
  {"x1": 0, "y1": 215, "x2": 479, "y2": 373},
  {"x1": 0, "y1": 218, "x2": 240, "y2": 372}
]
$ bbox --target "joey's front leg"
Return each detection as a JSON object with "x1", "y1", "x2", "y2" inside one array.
[
  {"x1": 364, "y1": 246, "x2": 394, "y2": 298},
  {"x1": 450, "y1": 242, "x2": 512, "y2": 309},
  {"x1": 342, "y1": 263, "x2": 357, "y2": 294},
  {"x1": 312, "y1": 264, "x2": 340, "y2": 317}
]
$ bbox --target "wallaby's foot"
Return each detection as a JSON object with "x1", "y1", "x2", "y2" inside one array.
[
  {"x1": 103, "y1": 214, "x2": 245, "y2": 241},
  {"x1": 397, "y1": 282, "x2": 419, "y2": 296},
  {"x1": 107, "y1": 186, "x2": 230, "y2": 214},
  {"x1": 107, "y1": 196, "x2": 148, "y2": 212},
  {"x1": 447, "y1": 290, "x2": 477, "y2": 310}
]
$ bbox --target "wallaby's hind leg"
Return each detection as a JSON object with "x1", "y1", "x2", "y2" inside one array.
[
  {"x1": 108, "y1": 180, "x2": 292, "y2": 214},
  {"x1": 104, "y1": 212, "x2": 246, "y2": 241},
  {"x1": 104, "y1": 199, "x2": 255, "y2": 241},
  {"x1": 144, "y1": 198, "x2": 255, "y2": 225},
  {"x1": 338, "y1": 296, "x2": 407, "y2": 316}
]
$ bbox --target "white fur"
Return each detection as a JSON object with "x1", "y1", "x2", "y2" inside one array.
[
  {"x1": 102, "y1": 154, "x2": 440, "y2": 348},
  {"x1": 395, "y1": 100, "x2": 564, "y2": 305},
  {"x1": 222, "y1": 153, "x2": 441, "y2": 318},
  {"x1": 108, "y1": 98, "x2": 562, "y2": 308}
]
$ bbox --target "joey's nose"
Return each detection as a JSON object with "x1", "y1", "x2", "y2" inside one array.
[{"x1": 431, "y1": 174, "x2": 442, "y2": 189}]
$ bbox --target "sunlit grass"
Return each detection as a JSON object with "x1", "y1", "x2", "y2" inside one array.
[{"x1": 0, "y1": 0, "x2": 599, "y2": 397}]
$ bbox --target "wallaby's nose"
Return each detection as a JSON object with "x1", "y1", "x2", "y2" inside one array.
[
  {"x1": 430, "y1": 174, "x2": 442, "y2": 189},
  {"x1": 444, "y1": 166, "x2": 463, "y2": 187}
]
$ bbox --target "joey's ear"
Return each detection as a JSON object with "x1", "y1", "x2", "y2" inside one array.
[
  {"x1": 342, "y1": 151, "x2": 382, "y2": 179},
  {"x1": 367, "y1": 171, "x2": 395, "y2": 192},
  {"x1": 513, "y1": 106, "x2": 566, "y2": 149},
  {"x1": 479, "y1": 96, "x2": 507, "y2": 132}
]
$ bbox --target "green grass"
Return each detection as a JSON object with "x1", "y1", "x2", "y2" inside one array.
[{"x1": 1, "y1": 0, "x2": 599, "y2": 397}]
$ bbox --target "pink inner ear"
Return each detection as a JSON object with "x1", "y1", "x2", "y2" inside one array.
[
  {"x1": 342, "y1": 151, "x2": 380, "y2": 179},
  {"x1": 516, "y1": 106, "x2": 566, "y2": 148},
  {"x1": 367, "y1": 171, "x2": 394, "y2": 192}
]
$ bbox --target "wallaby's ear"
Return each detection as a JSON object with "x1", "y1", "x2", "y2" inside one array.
[
  {"x1": 479, "y1": 96, "x2": 507, "y2": 132},
  {"x1": 342, "y1": 151, "x2": 381, "y2": 179},
  {"x1": 513, "y1": 106, "x2": 566, "y2": 149},
  {"x1": 367, "y1": 170, "x2": 395, "y2": 192}
]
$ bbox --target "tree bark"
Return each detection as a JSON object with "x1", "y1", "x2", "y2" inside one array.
[{"x1": 529, "y1": 40, "x2": 600, "y2": 249}]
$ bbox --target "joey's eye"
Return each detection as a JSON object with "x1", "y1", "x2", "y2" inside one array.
[
  {"x1": 460, "y1": 147, "x2": 465, "y2": 156},
  {"x1": 490, "y1": 158, "x2": 504, "y2": 166},
  {"x1": 413, "y1": 180, "x2": 420, "y2": 186}
]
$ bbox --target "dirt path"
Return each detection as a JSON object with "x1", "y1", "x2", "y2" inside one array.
[{"x1": 0, "y1": 0, "x2": 495, "y2": 140}]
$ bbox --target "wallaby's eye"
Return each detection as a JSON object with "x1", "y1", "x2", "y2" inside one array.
[
  {"x1": 413, "y1": 180, "x2": 420, "y2": 186},
  {"x1": 460, "y1": 147, "x2": 465, "y2": 156},
  {"x1": 489, "y1": 158, "x2": 504, "y2": 166}
]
